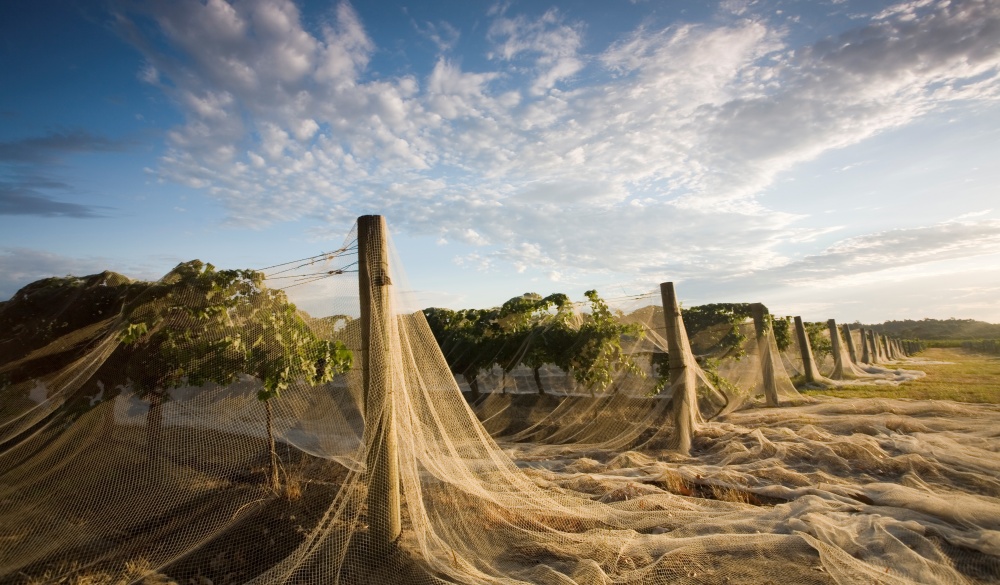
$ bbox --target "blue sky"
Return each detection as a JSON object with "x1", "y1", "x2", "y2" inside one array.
[{"x1": 2, "y1": 0, "x2": 1000, "y2": 322}]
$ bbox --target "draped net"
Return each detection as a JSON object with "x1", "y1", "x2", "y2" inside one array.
[{"x1": 1, "y1": 220, "x2": 998, "y2": 585}]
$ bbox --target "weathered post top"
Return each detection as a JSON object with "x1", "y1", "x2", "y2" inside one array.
[
  {"x1": 659, "y1": 282, "x2": 689, "y2": 377},
  {"x1": 750, "y1": 303, "x2": 768, "y2": 338}
]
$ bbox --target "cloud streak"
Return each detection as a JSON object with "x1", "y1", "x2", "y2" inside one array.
[
  {"x1": 0, "y1": 130, "x2": 128, "y2": 163},
  {"x1": 0, "y1": 183, "x2": 106, "y2": 218},
  {"x1": 0, "y1": 129, "x2": 128, "y2": 219},
  {"x1": 762, "y1": 219, "x2": 1000, "y2": 286}
]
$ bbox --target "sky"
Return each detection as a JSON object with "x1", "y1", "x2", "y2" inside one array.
[{"x1": 2, "y1": 0, "x2": 1000, "y2": 323}]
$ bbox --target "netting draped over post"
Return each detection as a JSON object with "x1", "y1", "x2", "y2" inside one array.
[
  {"x1": 660, "y1": 282, "x2": 701, "y2": 455},
  {"x1": 793, "y1": 316, "x2": 829, "y2": 387},
  {"x1": 870, "y1": 330, "x2": 883, "y2": 363},
  {"x1": 751, "y1": 304, "x2": 779, "y2": 407},
  {"x1": 842, "y1": 323, "x2": 859, "y2": 365},
  {"x1": 827, "y1": 319, "x2": 846, "y2": 380}
]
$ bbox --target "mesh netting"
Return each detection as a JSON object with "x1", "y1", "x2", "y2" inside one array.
[{"x1": 1, "y1": 217, "x2": 998, "y2": 584}]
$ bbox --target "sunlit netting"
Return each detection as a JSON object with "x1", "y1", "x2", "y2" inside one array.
[
  {"x1": 710, "y1": 320, "x2": 804, "y2": 414},
  {"x1": 469, "y1": 298, "x2": 721, "y2": 451},
  {"x1": 470, "y1": 298, "x2": 808, "y2": 447},
  {"x1": 604, "y1": 299, "x2": 811, "y2": 413},
  {"x1": 1, "y1": 217, "x2": 998, "y2": 584}
]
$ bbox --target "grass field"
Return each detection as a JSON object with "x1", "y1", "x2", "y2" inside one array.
[{"x1": 804, "y1": 347, "x2": 1000, "y2": 403}]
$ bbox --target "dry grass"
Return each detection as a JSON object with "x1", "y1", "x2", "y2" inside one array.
[
  {"x1": 280, "y1": 466, "x2": 304, "y2": 501},
  {"x1": 23, "y1": 558, "x2": 177, "y2": 585},
  {"x1": 804, "y1": 348, "x2": 1000, "y2": 403}
]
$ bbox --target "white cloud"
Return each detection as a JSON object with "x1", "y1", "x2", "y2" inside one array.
[
  {"x1": 720, "y1": 0, "x2": 756, "y2": 16},
  {"x1": 293, "y1": 118, "x2": 320, "y2": 141},
  {"x1": 115, "y1": 0, "x2": 1000, "y2": 295},
  {"x1": 486, "y1": 7, "x2": 584, "y2": 94},
  {"x1": 460, "y1": 228, "x2": 490, "y2": 246},
  {"x1": 138, "y1": 62, "x2": 159, "y2": 84},
  {"x1": 414, "y1": 20, "x2": 460, "y2": 53},
  {"x1": 315, "y1": 1, "x2": 373, "y2": 84},
  {"x1": 948, "y1": 209, "x2": 993, "y2": 222}
]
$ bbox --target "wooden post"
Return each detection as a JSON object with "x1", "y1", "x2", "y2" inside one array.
[
  {"x1": 842, "y1": 324, "x2": 859, "y2": 365},
  {"x1": 867, "y1": 330, "x2": 880, "y2": 364},
  {"x1": 793, "y1": 317, "x2": 822, "y2": 384},
  {"x1": 827, "y1": 319, "x2": 845, "y2": 379},
  {"x1": 750, "y1": 303, "x2": 779, "y2": 407},
  {"x1": 358, "y1": 214, "x2": 401, "y2": 549},
  {"x1": 660, "y1": 282, "x2": 700, "y2": 455},
  {"x1": 860, "y1": 327, "x2": 871, "y2": 364}
]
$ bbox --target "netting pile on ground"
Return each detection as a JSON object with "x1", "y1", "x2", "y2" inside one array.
[{"x1": 1, "y1": 216, "x2": 999, "y2": 584}]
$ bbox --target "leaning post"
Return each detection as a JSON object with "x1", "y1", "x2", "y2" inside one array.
[
  {"x1": 827, "y1": 319, "x2": 845, "y2": 379},
  {"x1": 793, "y1": 317, "x2": 823, "y2": 384},
  {"x1": 842, "y1": 323, "x2": 859, "y2": 365},
  {"x1": 750, "y1": 303, "x2": 779, "y2": 407},
  {"x1": 660, "y1": 282, "x2": 700, "y2": 455},
  {"x1": 358, "y1": 214, "x2": 402, "y2": 549}
]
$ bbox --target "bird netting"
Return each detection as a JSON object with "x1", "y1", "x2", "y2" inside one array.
[{"x1": 1, "y1": 216, "x2": 998, "y2": 585}]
